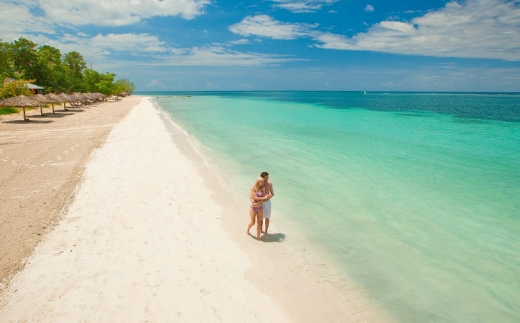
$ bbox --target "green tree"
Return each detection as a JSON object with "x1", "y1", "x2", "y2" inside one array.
[
  {"x1": 83, "y1": 68, "x2": 102, "y2": 93},
  {"x1": 2, "y1": 37, "x2": 136, "y2": 95},
  {"x1": 114, "y1": 78, "x2": 135, "y2": 95},
  {"x1": 83, "y1": 70, "x2": 116, "y2": 94},
  {"x1": 0, "y1": 40, "x2": 13, "y2": 80},
  {"x1": 37, "y1": 45, "x2": 65, "y2": 93},
  {"x1": 98, "y1": 73, "x2": 116, "y2": 95},
  {"x1": 10, "y1": 38, "x2": 39, "y2": 80},
  {"x1": 63, "y1": 51, "x2": 87, "y2": 92}
]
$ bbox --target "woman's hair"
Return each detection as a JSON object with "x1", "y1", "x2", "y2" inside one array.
[{"x1": 254, "y1": 177, "x2": 264, "y2": 190}]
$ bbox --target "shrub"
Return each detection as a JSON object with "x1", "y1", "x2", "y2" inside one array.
[{"x1": 0, "y1": 107, "x2": 19, "y2": 115}]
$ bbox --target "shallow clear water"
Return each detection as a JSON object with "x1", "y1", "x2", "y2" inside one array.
[{"x1": 146, "y1": 92, "x2": 520, "y2": 323}]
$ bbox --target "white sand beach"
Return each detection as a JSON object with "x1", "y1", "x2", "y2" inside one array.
[
  {"x1": 1, "y1": 97, "x2": 389, "y2": 323},
  {"x1": 0, "y1": 98, "x2": 292, "y2": 322}
]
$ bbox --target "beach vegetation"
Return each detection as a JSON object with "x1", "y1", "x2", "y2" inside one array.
[
  {"x1": 0, "y1": 40, "x2": 12, "y2": 81},
  {"x1": 0, "y1": 78, "x2": 34, "y2": 99},
  {"x1": 10, "y1": 38, "x2": 39, "y2": 81},
  {"x1": 37, "y1": 45, "x2": 68, "y2": 93},
  {"x1": 114, "y1": 79, "x2": 136, "y2": 95},
  {"x1": 0, "y1": 37, "x2": 135, "y2": 98},
  {"x1": 0, "y1": 107, "x2": 18, "y2": 115},
  {"x1": 84, "y1": 69, "x2": 116, "y2": 95},
  {"x1": 62, "y1": 51, "x2": 87, "y2": 92}
]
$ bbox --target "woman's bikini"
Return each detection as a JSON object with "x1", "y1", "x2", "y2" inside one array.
[{"x1": 251, "y1": 190, "x2": 264, "y2": 212}]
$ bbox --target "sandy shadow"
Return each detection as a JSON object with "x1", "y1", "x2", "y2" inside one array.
[
  {"x1": 60, "y1": 109, "x2": 85, "y2": 113},
  {"x1": 29, "y1": 113, "x2": 69, "y2": 119},
  {"x1": 2, "y1": 119, "x2": 53, "y2": 124},
  {"x1": 248, "y1": 233, "x2": 260, "y2": 241},
  {"x1": 50, "y1": 112, "x2": 74, "y2": 116},
  {"x1": 261, "y1": 233, "x2": 286, "y2": 243}
]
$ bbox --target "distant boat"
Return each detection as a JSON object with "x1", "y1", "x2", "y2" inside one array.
[{"x1": 363, "y1": 90, "x2": 367, "y2": 95}]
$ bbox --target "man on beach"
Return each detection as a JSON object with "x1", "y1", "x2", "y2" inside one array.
[{"x1": 261, "y1": 172, "x2": 274, "y2": 234}]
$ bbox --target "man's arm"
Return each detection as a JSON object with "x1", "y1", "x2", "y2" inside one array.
[{"x1": 267, "y1": 183, "x2": 274, "y2": 199}]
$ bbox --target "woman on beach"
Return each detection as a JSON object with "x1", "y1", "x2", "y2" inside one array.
[{"x1": 247, "y1": 177, "x2": 271, "y2": 240}]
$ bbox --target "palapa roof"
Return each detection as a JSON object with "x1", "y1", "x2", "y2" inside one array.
[
  {"x1": 58, "y1": 93, "x2": 72, "y2": 101},
  {"x1": 0, "y1": 95, "x2": 40, "y2": 107},
  {"x1": 69, "y1": 92, "x2": 84, "y2": 101},
  {"x1": 32, "y1": 94, "x2": 48, "y2": 104},
  {"x1": 92, "y1": 93, "x2": 105, "y2": 100},
  {"x1": 45, "y1": 93, "x2": 63, "y2": 102}
]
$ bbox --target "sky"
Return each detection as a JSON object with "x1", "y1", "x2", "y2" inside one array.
[{"x1": 1, "y1": 0, "x2": 520, "y2": 92}]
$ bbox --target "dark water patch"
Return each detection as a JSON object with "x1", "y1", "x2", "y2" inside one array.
[
  {"x1": 139, "y1": 91, "x2": 520, "y2": 123},
  {"x1": 451, "y1": 118, "x2": 490, "y2": 124},
  {"x1": 396, "y1": 112, "x2": 434, "y2": 118}
]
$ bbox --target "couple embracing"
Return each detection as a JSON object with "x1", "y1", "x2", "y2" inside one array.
[{"x1": 246, "y1": 172, "x2": 274, "y2": 240}]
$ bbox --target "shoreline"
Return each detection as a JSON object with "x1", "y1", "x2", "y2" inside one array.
[
  {"x1": 1, "y1": 96, "x2": 391, "y2": 322},
  {"x1": 0, "y1": 98, "x2": 291, "y2": 322},
  {"x1": 154, "y1": 99, "x2": 394, "y2": 323}
]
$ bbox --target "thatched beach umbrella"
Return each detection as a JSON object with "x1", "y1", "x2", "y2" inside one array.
[
  {"x1": 0, "y1": 95, "x2": 39, "y2": 121},
  {"x1": 58, "y1": 93, "x2": 71, "y2": 110},
  {"x1": 83, "y1": 93, "x2": 94, "y2": 104},
  {"x1": 69, "y1": 92, "x2": 84, "y2": 106},
  {"x1": 92, "y1": 93, "x2": 105, "y2": 101},
  {"x1": 33, "y1": 94, "x2": 48, "y2": 115},
  {"x1": 80, "y1": 92, "x2": 90, "y2": 105},
  {"x1": 44, "y1": 93, "x2": 63, "y2": 113}
]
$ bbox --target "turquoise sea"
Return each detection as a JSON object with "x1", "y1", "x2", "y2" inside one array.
[{"x1": 142, "y1": 91, "x2": 520, "y2": 323}]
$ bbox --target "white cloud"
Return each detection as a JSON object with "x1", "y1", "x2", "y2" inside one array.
[
  {"x1": 145, "y1": 79, "x2": 166, "y2": 88},
  {"x1": 16, "y1": 0, "x2": 210, "y2": 27},
  {"x1": 89, "y1": 34, "x2": 167, "y2": 53},
  {"x1": 229, "y1": 15, "x2": 315, "y2": 40},
  {"x1": 25, "y1": 33, "x2": 167, "y2": 61},
  {"x1": 314, "y1": 0, "x2": 520, "y2": 61},
  {"x1": 0, "y1": 0, "x2": 210, "y2": 40},
  {"x1": 272, "y1": 0, "x2": 338, "y2": 13},
  {"x1": 231, "y1": 1, "x2": 520, "y2": 61},
  {"x1": 0, "y1": 2, "x2": 55, "y2": 40},
  {"x1": 158, "y1": 45, "x2": 304, "y2": 66},
  {"x1": 365, "y1": 4, "x2": 374, "y2": 12},
  {"x1": 229, "y1": 39, "x2": 250, "y2": 45}
]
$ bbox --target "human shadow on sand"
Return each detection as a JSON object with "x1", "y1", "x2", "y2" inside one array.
[
  {"x1": 248, "y1": 232, "x2": 286, "y2": 243},
  {"x1": 261, "y1": 233, "x2": 286, "y2": 243}
]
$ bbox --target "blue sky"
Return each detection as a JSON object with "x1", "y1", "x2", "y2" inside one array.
[{"x1": 1, "y1": 0, "x2": 520, "y2": 91}]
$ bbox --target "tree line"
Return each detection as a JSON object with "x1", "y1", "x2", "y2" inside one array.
[{"x1": 0, "y1": 37, "x2": 135, "y2": 99}]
